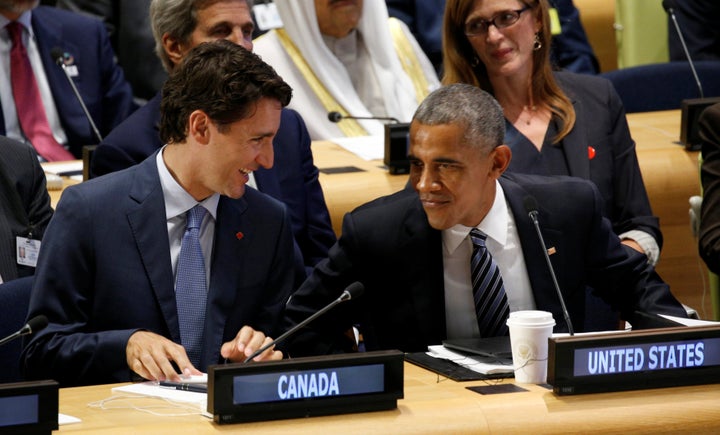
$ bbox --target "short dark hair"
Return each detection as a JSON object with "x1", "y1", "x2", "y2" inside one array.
[
  {"x1": 413, "y1": 83, "x2": 505, "y2": 153},
  {"x1": 159, "y1": 39, "x2": 292, "y2": 144}
]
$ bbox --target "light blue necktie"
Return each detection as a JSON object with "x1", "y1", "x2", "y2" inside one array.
[
  {"x1": 175, "y1": 205, "x2": 208, "y2": 367},
  {"x1": 470, "y1": 228, "x2": 510, "y2": 337}
]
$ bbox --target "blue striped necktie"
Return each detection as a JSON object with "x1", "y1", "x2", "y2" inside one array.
[
  {"x1": 470, "y1": 228, "x2": 510, "y2": 337},
  {"x1": 175, "y1": 205, "x2": 208, "y2": 367}
]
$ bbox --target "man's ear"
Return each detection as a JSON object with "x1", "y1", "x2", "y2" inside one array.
[
  {"x1": 188, "y1": 110, "x2": 211, "y2": 145},
  {"x1": 162, "y1": 33, "x2": 185, "y2": 68},
  {"x1": 490, "y1": 145, "x2": 512, "y2": 177}
]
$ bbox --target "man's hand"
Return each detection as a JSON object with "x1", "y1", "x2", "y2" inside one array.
[
  {"x1": 220, "y1": 325, "x2": 283, "y2": 362},
  {"x1": 126, "y1": 330, "x2": 202, "y2": 382}
]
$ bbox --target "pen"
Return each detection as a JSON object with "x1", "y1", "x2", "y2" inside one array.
[{"x1": 158, "y1": 381, "x2": 208, "y2": 393}]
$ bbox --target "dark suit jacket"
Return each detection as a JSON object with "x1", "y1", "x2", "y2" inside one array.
[
  {"x1": 91, "y1": 93, "x2": 336, "y2": 277},
  {"x1": 22, "y1": 153, "x2": 296, "y2": 386},
  {"x1": 699, "y1": 102, "x2": 720, "y2": 273},
  {"x1": 55, "y1": 0, "x2": 166, "y2": 101},
  {"x1": 508, "y1": 71, "x2": 661, "y2": 247},
  {"x1": 0, "y1": 6, "x2": 136, "y2": 158},
  {"x1": 0, "y1": 137, "x2": 53, "y2": 281},
  {"x1": 282, "y1": 173, "x2": 687, "y2": 356}
]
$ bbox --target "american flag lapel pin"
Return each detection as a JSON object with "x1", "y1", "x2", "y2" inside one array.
[{"x1": 547, "y1": 246, "x2": 557, "y2": 256}]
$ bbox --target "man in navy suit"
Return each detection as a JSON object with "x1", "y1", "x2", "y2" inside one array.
[
  {"x1": 0, "y1": 2, "x2": 135, "y2": 159},
  {"x1": 22, "y1": 40, "x2": 295, "y2": 386},
  {"x1": 282, "y1": 84, "x2": 687, "y2": 356},
  {"x1": 90, "y1": 0, "x2": 336, "y2": 280}
]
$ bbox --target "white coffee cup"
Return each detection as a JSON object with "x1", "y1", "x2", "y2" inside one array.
[{"x1": 506, "y1": 310, "x2": 556, "y2": 384}]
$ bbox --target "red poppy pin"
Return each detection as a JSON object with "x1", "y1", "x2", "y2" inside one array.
[
  {"x1": 236, "y1": 231, "x2": 244, "y2": 240},
  {"x1": 588, "y1": 146, "x2": 596, "y2": 160}
]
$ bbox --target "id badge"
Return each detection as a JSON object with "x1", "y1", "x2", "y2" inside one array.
[{"x1": 16, "y1": 236, "x2": 41, "y2": 268}]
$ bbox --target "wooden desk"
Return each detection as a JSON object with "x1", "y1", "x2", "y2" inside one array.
[{"x1": 56, "y1": 362, "x2": 720, "y2": 433}]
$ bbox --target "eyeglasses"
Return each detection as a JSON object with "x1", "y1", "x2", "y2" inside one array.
[{"x1": 464, "y1": 5, "x2": 532, "y2": 36}]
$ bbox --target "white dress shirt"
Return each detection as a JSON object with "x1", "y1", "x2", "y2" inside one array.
[{"x1": 443, "y1": 180, "x2": 535, "y2": 339}]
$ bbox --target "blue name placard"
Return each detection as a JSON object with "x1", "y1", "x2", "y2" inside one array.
[
  {"x1": 548, "y1": 325, "x2": 720, "y2": 395},
  {"x1": 208, "y1": 350, "x2": 404, "y2": 424}
]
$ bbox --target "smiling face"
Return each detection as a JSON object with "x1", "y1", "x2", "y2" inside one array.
[
  {"x1": 464, "y1": 0, "x2": 540, "y2": 79},
  {"x1": 408, "y1": 122, "x2": 510, "y2": 230},
  {"x1": 199, "y1": 98, "x2": 282, "y2": 199},
  {"x1": 314, "y1": 0, "x2": 363, "y2": 38}
]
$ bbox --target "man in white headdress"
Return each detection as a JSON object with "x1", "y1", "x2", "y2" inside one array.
[{"x1": 253, "y1": 0, "x2": 439, "y2": 141}]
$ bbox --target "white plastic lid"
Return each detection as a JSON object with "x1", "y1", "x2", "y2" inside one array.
[{"x1": 507, "y1": 310, "x2": 555, "y2": 326}]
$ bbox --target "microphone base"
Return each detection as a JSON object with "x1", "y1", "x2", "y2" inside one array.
[
  {"x1": 680, "y1": 97, "x2": 720, "y2": 151},
  {"x1": 384, "y1": 123, "x2": 411, "y2": 175}
]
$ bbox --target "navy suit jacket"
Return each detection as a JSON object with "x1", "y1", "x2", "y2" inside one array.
[
  {"x1": 91, "y1": 94, "x2": 336, "y2": 278},
  {"x1": 0, "y1": 137, "x2": 53, "y2": 281},
  {"x1": 22, "y1": 153, "x2": 296, "y2": 386},
  {"x1": 282, "y1": 173, "x2": 687, "y2": 356},
  {"x1": 507, "y1": 71, "x2": 661, "y2": 247},
  {"x1": 0, "y1": 7, "x2": 136, "y2": 158}
]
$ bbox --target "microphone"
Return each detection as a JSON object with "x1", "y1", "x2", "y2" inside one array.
[
  {"x1": 327, "y1": 111, "x2": 400, "y2": 124},
  {"x1": 50, "y1": 47, "x2": 103, "y2": 144},
  {"x1": 662, "y1": 0, "x2": 703, "y2": 98},
  {"x1": 242, "y1": 281, "x2": 365, "y2": 362},
  {"x1": 0, "y1": 315, "x2": 49, "y2": 347},
  {"x1": 523, "y1": 196, "x2": 574, "y2": 335}
]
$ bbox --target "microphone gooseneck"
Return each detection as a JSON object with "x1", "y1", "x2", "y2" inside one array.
[
  {"x1": 327, "y1": 111, "x2": 400, "y2": 124},
  {"x1": 662, "y1": 1, "x2": 704, "y2": 98},
  {"x1": 242, "y1": 281, "x2": 365, "y2": 363},
  {"x1": 523, "y1": 196, "x2": 575, "y2": 335},
  {"x1": 0, "y1": 314, "x2": 49, "y2": 347},
  {"x1": 50, "y1": 47, "x2": 104, "y2": 143}
]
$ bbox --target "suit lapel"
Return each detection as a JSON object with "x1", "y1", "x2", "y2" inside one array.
[
  {"x1": 501, "y1": 177, "x2": 564, "y2": 309},
  {"x1": 559, "y1": 87, "x2": 590, "y2": 179},
  {"x1": 203, "y1": 197, "x2": 249, "y2": 366},
  {"x1": 125, "y1": 156, "x2": 180, "y2": 342}
]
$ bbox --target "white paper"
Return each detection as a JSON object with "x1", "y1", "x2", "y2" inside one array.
[
  {"x1": 58, "y1": 413, "x2": 81, "y2": 425},
  {"x1": 41, "y1": 161, "x2": 84, "y2": 181},
  {"x1": 112, "y1": 382, "x2": 206, "y2": 405},
  {"x1": 426, "y1": 345, "x2": 514, "y2": 375},
  {"x1": 328, "y1": 135, "x2": 384, "y2": 161}
]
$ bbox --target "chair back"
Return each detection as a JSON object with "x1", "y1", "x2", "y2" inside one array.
[
  {"x1": 0, "y1": 275, "x2": 33, "y2": 383},
  {"x1": 600, "y1": 61, "x2": 720, "y2": 113}
]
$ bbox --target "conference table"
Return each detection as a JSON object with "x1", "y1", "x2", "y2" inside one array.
[{"x1": 54, "y1": 361, "x2": 720, "y2": 433}]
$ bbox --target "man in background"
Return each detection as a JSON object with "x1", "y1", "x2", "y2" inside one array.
[{"x1": 0, "y1": 0, "x2": 135, "y2": 160}]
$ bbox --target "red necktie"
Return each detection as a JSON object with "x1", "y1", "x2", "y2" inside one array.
[{"x1": 7, "y1": 22, "x2": 74, "y2": 161}]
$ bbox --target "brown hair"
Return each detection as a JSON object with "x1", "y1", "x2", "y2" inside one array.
[{"x1": 442, "y1": 0, "x2": 574, "y2": 143}]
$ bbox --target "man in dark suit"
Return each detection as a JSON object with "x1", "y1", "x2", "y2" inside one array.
[
  {"x1": 54, "y1": 0, "x2": 165, "y2": 103},
  {"x1": 0, "y1": 2, "x2": 136, "y2": 159},
  {"x1": 90, "y1": 0, "x2": 336, "y2": 279},
  {"x1": 0, "y1": 136, "x2": 53, "y2": 283},
  {"x1": 282, "y1": 83, "x2": 687, "y2": 356},
  {"x1": 22, "y1": 40, "x2": 295, "y2": 386}
]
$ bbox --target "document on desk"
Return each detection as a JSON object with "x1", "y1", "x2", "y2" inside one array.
[
  {"x1": 426, "y1": 345, "x2": 514, "y2": 375},
  {"x1": 112, "y1": 381, "x2": 206, "y2": 405},
  {"x1": 41, "y1": 160, "x2": 83, "y2": 181},
  {"x1": 329, "y1": 135, "x2": 384, "y2": 161}
]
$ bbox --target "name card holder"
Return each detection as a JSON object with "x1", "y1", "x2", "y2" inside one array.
[
  {"x1": 0, "y1": 380, "x2": 58, "y2": 435},
  {"x1": 548, "y1": 324, "x2": 720, "y2": 395},
  {"x1": 208, "y1": 350, "x2": 404, "y2": 424}
]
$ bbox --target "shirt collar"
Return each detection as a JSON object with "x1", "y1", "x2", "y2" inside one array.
[
  {"x1": 156, "y1": 147, "x2": 219, "y2": 220},
  {"x1": 443, "y1": 180, "x2": 509, "y2": 254},
  {"x1": 1, "y1": 10, "x2": 33, "y2": 35}
]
